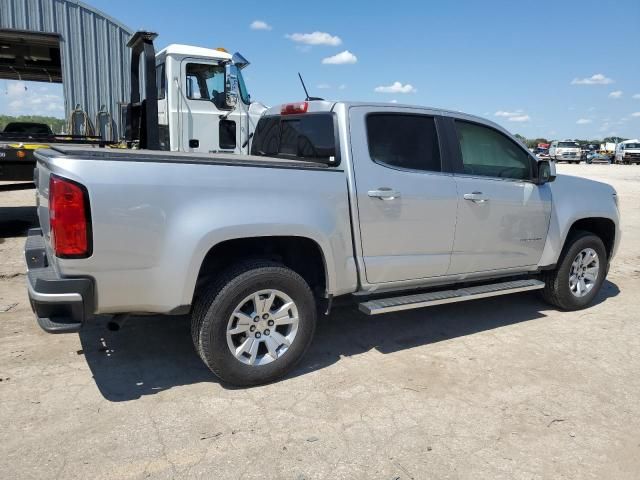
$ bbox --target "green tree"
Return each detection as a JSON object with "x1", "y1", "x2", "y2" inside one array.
[{"x1": 603, "y1": 136, "x2": 628, "y2": 144}]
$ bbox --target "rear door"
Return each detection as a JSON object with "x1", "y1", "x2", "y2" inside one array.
[
  {"x1": 349, "y1": 106, "x2": 458, "y2": 284},
  {"x1": 445, "y1": 117, "x2": 552, "y2": 274}
]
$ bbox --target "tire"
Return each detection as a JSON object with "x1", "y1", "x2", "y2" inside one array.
[
  {"x1": 191, "y1": 261, "x2": 317, "y2": 386},
  {"x1": 539, "y1": 231, "x2": 607, "y2": 310}
]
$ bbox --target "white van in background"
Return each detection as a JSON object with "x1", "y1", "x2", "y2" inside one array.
[
  {"x1": 614, "y1": 139, "x2": 640, "y2": 164},
  {"x1": 549, "y1": 140, "x2": 582, "y2": 163}
]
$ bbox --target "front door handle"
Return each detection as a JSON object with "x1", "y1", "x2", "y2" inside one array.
[
  {"x1": 368, "y1": 188, "x2": 401, "y2": 200},
  {"x1": 463, "y1": 191, "x2": 489, "y2": 203}
]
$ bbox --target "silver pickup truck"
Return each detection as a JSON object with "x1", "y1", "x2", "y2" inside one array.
[{"x1": 26, "y1": 100, "x2": 620, "y2": 386}]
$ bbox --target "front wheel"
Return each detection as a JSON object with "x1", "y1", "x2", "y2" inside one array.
[
  {"x1": 192, "y1": 261, "x2": 317, "y2": 386},
  {"x1": 540, "y1": 231, "x2": 607, "y2": 310}
]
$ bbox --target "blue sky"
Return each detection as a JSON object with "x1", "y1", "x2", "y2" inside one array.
[{"x1": 1, "y1": 0, "x2": 639, "y2": 139}]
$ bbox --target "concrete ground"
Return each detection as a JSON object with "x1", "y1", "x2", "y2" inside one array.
[{"x1": 1, "y1": 165, "x2": 639, "y2": 479}]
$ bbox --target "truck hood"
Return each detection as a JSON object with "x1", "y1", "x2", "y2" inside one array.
[{"x1": 550, "y1": 173, "x2": 616, "y2": 197}]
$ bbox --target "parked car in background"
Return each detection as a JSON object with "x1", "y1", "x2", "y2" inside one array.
[
  {"x1": 614, "y1": 140, "x2": 640, "y2": 164},
  {"x1": 549, "y1": 140, "x2": 581, "y2": 163},
  {"x1": 600, "y1": 142, "x2": 617, "y2": 159},
  {"x1": 587, "y1": 152, "x2": 611, "y2": 164},
  {"x1": 535, "y1": 146, "x2": 550, "y2": 158},
  {"x1": 2, "y1": 122, "x2": 53, "y2": 136}
]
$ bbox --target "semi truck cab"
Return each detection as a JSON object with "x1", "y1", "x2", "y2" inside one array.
[{"x1": 155, "y1": 44, "x2": 267, "y2": 154}]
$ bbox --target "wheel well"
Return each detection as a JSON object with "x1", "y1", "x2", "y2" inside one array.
[
  {"x1": 195, "y1": 236, "x2": 327, "y2": 298},
  {"x1": 567, "y1": 217, "x2": 616, "y2": 258}
]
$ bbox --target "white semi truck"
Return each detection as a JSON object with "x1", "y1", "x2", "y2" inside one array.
[
  {"x1": 155, "y1": 43, "x2": 267, "y2": 154},
  {"x1": 0, "y1": 31, "x2": 267, "y2": 188},
  {"x1": 126, "y1": 31, "x2": 267, "y2": 154}
]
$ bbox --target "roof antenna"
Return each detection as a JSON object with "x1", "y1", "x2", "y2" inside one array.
[{"x1": 297, "y1": 72, "x2": 323, "y2": 101}]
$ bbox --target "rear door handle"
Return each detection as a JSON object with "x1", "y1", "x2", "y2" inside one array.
[
  {"x1": 463, "y1": 192, "x2": 489, "y2": 203},
  {"x1": 368, "y1": 188, "x2": 401, "y2": 200}
]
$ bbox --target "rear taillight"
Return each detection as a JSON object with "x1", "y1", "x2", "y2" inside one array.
[
  {"x1": 49, "y1": 175, "x2": 91, "y2": 258},
  {"x1": 281, "y1": 101, "x2": 308, "y2": 115}
]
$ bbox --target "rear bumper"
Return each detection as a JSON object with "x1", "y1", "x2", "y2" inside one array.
[{"x1": 24, "y1": 228, "x2": 94, "y2": 333}]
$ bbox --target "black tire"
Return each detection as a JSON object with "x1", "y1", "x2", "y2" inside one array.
[
  {"x1": 539, "y1": 231, "x2": 607, "y2": 310},
  {"x1": 191, "y1": 261, "x2": 317, "y2": 386}
]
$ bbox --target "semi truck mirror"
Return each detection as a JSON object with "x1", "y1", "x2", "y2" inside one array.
[{"x1": 226, "y1": 92, "x2": 238, "y2": 108}]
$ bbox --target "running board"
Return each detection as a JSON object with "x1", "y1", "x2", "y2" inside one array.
[{"x1": 358, "y1": 279, "x2": 545, "y2": 315}]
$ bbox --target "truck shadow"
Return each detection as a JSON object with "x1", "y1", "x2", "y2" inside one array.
[
  {"x1": 0, "y1": 206, "x2": 38, "y2": 238},
  {"x1": 79, "y1": 280, "x2": 620, "y2": 401}
]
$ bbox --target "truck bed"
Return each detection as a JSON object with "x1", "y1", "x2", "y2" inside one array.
[{"x1": 32, "y1": 145, "x2": 355, "y2": 314}]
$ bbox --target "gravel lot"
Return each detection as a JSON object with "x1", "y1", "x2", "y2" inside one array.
[{"x1": 1, "y1": 164, "x2": 639, "y2": 479}]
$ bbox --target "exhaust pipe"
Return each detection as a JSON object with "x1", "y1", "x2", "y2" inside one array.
[{"x1": 107, "y1": 314, "x2": 129, "y2": 332}]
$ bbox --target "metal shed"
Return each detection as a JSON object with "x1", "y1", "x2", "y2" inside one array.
[{"x1": 0, "y1": 0, "x2": 134, "y2": 140}]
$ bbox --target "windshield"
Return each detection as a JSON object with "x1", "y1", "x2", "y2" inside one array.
[
  {"x1": 624, "y1": 143, "x2": 640, "y2": 149},
  {"x1": 235, "y1": 67, "x2": 250, "y2": 104},
  {"x1": 558, "y1": 142, "x2": 579, "y2": 148}
]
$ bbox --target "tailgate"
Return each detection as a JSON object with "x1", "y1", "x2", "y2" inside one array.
[{"x1": 33, "y1": 153, "x2": 54, "y2": 243}]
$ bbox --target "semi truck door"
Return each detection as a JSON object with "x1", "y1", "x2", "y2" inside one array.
[{"x1": 179, "y1": 59, "x2": 227, "y2": 153}]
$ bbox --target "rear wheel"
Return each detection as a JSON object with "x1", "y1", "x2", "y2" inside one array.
[
  {"x1": 192, "y1": 261, "x2": 317, "y2": 386},
  {"x1": 540, "y1": 231, "x2": 607, "y2": 310}
]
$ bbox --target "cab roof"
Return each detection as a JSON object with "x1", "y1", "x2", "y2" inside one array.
[
  {"x1": 263, "y1": 100, "x2": 516, "y2": 139},
  {"x1": 156, "y1": 44, "x2": 232, "y2": 61}
]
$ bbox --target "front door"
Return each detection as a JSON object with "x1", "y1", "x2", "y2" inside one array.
[
  {"x1": 447, "y1": 119, "x2": 552, "y2": 275},
  {"x1": 350, "y1": 107, "x2": 458, "y2": 284}
]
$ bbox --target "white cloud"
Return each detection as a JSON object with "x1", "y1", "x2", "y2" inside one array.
[
  {"x1": 316, "y1": 83, "x2": 331, "y2": 89},
  {"x1": 633, "y1": 94, "x2": 640, "y2": 100},
  {"x1": 7, "y1": 81, "x2": 28, "y2": 97},
  {"x1": 286, "y1": 31, "x2": 342, "y2": 46},
  {"x1": 571, "y1": 73, "x2": 614, "y2": 85},
  {"x1": 609, "y1": 90, "x2": 623, "y2": 99},
  {"x1": 494, "y1": 110, "x2": 530, "y2": 122},
  {"x1": 374, "y1": 81, "x2": 416, "y2": 94},
  {"x1": 2, "y1": 80, "x2": 64, "y2": 116},
  {"x1": 495, "y1": 110, "x2": 522, "y2": 117},
  {"x1": 321, "y1": 50, "x2": 357, "y2": 65},
  {"x1": 338, "y1": 84, "x2": 346, "y2": 90},
  {"x1": 508, "y1": 115, "x2": 530, "y2": 122},
  {"x1": 250, "y1": 20, "x2": 272, "y2": 31},
  {"x1": 576, "y1": 118, "x2": 592, "y2": 124},
  {"x1": 632, "y1": 112, "x2": 640, "y2": 117},
  {"x1": 390, "y1": 100, "x2": 398, "y2": 104}
]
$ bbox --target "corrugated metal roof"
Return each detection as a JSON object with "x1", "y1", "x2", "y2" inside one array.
[{"x1": 1, "y1": 0, "x2": 134, "y2": 140}]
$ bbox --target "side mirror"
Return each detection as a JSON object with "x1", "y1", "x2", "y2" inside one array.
[
  {"x1": 225, "y1": 91, "x2": 238, "y2": 108},
  {"x1": 536, "y1": 160, "x2": 556, "y2": 185}
]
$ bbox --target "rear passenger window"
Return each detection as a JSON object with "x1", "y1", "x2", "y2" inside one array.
[
  {"x1": 366, "y1": 114, "x2": 441, "y2": 172},
  {"x1": 455, "y1": 121, "x2": 532, "y2": 180},
  {"x1": 251, "y1": 113, "x2": 338, "y2": 162}
]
